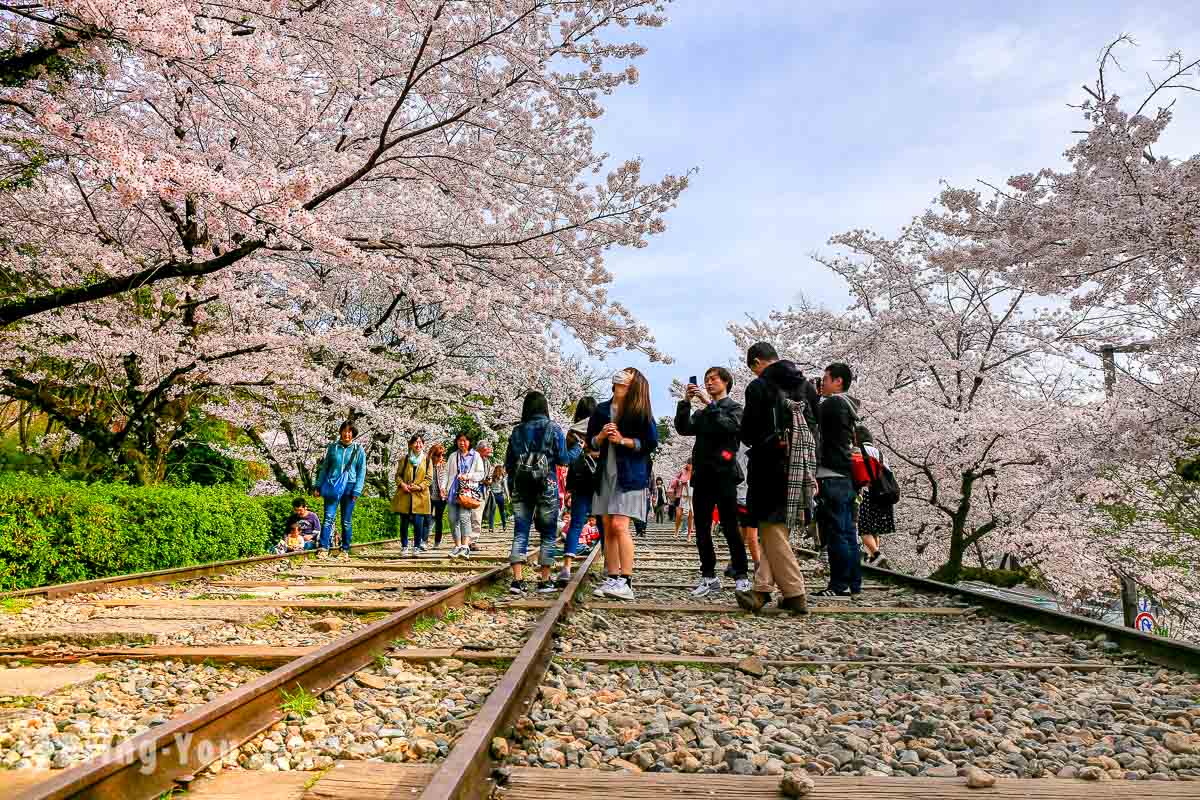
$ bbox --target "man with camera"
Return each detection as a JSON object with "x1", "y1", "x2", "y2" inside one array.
[{"x1": 674, "y1": 367, "x2": 752, "y2": 596}]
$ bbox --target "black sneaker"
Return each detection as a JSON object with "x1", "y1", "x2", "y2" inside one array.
[
  {"x1": 536, "y1": 581, "x2": 557, "y2": 594},
  {"x1": 509, "y1": 581, "x2": 526, "y2": 595},
  {"x1": 811, "y1": 588, "x2": 852, "y2": 597},
  {"x1": 723, "y1": 564, "x2": 737, "y2": 579}
]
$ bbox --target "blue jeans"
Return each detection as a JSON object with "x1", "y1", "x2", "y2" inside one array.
[
  {"x1": 488, "y1": 495, "x2": 508, "y2": 530},
  {"x1": 563, "y1": 493, "x2": 592, "y2": 557},
  {"x1": 393, "y1": 513, "x2": 431, "y2": 548},
  {"x1": 510, "y1": 484, "x2": 558, "y2": 568},
  {"x1": 819, "y1": 477, "x2": 861, "y2": 593},
  {"x1": 320, "y1": 493, "x2": 357, "y2": 552}
]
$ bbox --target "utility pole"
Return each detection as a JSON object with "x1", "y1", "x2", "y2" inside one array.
[{"x1": 1099, "y1": 342, "x2": 1152, "y2": 629}]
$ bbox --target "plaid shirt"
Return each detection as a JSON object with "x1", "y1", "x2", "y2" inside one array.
[{"x1": 785, "y1": 399, "x2": 818, "y2": 530}]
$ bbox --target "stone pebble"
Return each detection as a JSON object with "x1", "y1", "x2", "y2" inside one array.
[
  {"x1": 497, "y1": 660, "x2": 1200, "y2": 781},
  {"x1": 0, "y1": 659, "x2": 261, "y2": 770},
  {"x1": 227, "y1": 659, "x2": 501, "y2": 772}
]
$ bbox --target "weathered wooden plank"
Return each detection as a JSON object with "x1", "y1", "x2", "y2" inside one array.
[
  {"x1": 185, "y1": 770, "x2": 311, "y2": 800},
  {"x1": 292, "y1": 762, "x2": 1200, "y2": 800},
  {"x1": 0, "y1": 770, "x2": 54, "y2": 796},
  {"x1": 89, "y1": 599, "x2": 412, "y2": 612}
]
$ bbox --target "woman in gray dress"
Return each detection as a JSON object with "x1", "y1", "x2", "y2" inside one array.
[{"x1": 586, "y1": 368, "x2": 658, "y2": 600}]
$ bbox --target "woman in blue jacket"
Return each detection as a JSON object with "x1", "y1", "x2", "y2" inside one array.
[
  {"x1": 586, "y1": 368, "x2": 657, "y2": 600},
  {"x1": 313, "y1": 422, "x2": 367, "y2": 559}
]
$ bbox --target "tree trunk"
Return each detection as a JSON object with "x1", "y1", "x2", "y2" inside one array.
[{"x1": 1118, "y1": 573, "x2": 1138, "y2": 628}]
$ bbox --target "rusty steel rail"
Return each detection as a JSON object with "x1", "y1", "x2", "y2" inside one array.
[
  {"x1": 419, "y1": 547, "x2": 601, "y2": 800},
  {"x1": 2, "y1": 537, "x2": 404, "y2": 600},
  {"x1": 857, "y1": 561, "x2": 1200, "y2": 674},
  {"x1": 16, "y1": 561, "x2": 509, "y2": 800},
  {"x1": 791, "y1": 545, "x2": 1200, "y2": 674}
]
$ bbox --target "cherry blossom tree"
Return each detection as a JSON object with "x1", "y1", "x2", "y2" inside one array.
[
  {"x1": 729, "y1": 225, "x2": 1106, "y2": 587},
  {"x1": 0, "y1": 0, "x2": 688, "y2": 484}
]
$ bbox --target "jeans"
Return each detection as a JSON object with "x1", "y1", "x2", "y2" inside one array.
[
  {"x1": 488, "y1": 495, "x2": 508, "y2": 530},
  {"x1": 320, "y1": 493, "x2": 357, "y2": 552},
  {"x1": 563, "y1": 494, "x2": 592, "y2": 557},
  {"x1": 819, "y1": 477, "x2": 861, "y2": 593},
  {"x1": 447, "y1": 503, "x2": 473, "y2": 546},
  {"x1": 509, "y1": 485, "x2": 559, "y2": 567},
  {"x1": 431, "y1": 499, "x2": 447, "y2": 546},
  {"x1": 392, "y1": 513, "x2": 431, "y2": 548},
  {"x1": 693, "y1": 477, "x2": 749, "y2": 579}
]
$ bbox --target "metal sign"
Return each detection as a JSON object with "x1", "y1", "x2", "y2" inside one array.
[{"x1": 1134, "y1": 610, "x2": 1156, "y2": 633}]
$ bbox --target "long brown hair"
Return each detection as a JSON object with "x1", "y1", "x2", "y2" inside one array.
[
  {"x1": 615, "y1": 367, "x2": 652, "y2": 436},
  {"x1": 429, "y1": 443, "x2": 446, "y2": 464}
]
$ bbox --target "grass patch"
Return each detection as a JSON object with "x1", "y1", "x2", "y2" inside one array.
[
  {"x1": 303, "y1": 766, "x2": 333, "y2": 791},
  {"x1": 302, "y1": 592, "x2": 343, "y2": 599},
  {"x1": 442, "y1": 607, "x2": 465, "y2": 624},
  {"x1": 411, "y1": 616, "x2": 437, "y2": 635},
  {"x1": 392, "y1": 637, "x2": 412, "y2": 648},
  {"x1": 251, "y1": 613, "x2": 280, "y2": 629},
  {"x1": 195, "y1": 592, "x2": 259, "y2": 600},
  {"x1": 1, "y1": 598, "x2": 32, "y2": 614},
  {"x1": 361, "y1": 612, "x2": 390, "y2": 622},
  {"x1": 468, "y1": 583, "x2": 507, "y2": 601},
  {"x1": 279, "y1": 684, "x2": 318, "y2": 718},
  {"x1": 0, "y1": 695, "x2": 40, "y2": 708},
  {"x1": 372, "y1": 652, "x2": 389, "y2": 670}
]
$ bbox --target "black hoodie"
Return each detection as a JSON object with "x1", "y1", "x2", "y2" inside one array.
[{"x1": 738, "y1": 360, "x2": 820, "y2": 523}]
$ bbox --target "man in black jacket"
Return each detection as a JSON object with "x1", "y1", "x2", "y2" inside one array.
[
  {"x1": 736, "y1": 342, "x2": 816, "y2": 614},
  {"x1": 814, "y1": 362, "x2": 863, "y2": 597},
  {"x1": 675, "y1": 367, "x2": 751, "y2": 595}
]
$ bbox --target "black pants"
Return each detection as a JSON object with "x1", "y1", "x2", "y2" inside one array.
[
  {"x1": 432, "y1": 499, "x2": 447, "y2": 546},
  {"x1": 693, "y1": 476, "x2": 748, "y2": 579}
]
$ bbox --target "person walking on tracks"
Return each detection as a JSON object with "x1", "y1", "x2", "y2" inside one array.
[
  {"x1": 428, "y1": 444, "x2": 448, "y2": 549},
  {"x1": 852, "y1": 425, "x2": 895, "y2": 567},
  {"x1": 813, "y1": 362, "x2": 863, "y2": 597},
  {"x1": 313, "y1": 422, "x2": 368, "y2": 560},
  {"x1": 390, "y1": 433, "x2": 432, "y2": 557},
  {"x1": 675, "y1": 366, "x2": 752, "y2": 597},
  {"x1": 736, "y1": 342, "x2": 818, "y2": 614},
  {"x1": 588, "y1": 368, "x2": 658, "y2": 601},
  {"x1": 653, "y1": 477, "x2": 668, "y2": 523},
  {"x1": 505, "y1": 391, "x2": 582, "y2": 594},
  {"x1": 562, "y1": 396, "x2": 600, "y2": 587},
  {"x1": 441, "y1": 432, "x2": 486, "y2": 559}
]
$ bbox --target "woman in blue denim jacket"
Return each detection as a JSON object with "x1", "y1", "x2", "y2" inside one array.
[
  {"x1": 586, "y1": 368, "x2": 658, "y2": 600},
  {"x1": 312, "y1": 422, "x2": 368, "y2": 558},
  {"x1": 504, "y1": 391, "x2": 581, "y2": 594}
]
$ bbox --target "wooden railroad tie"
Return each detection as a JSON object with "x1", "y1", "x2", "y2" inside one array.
[
  {"x1": 149, "y1": 762, "x2": 1197, "y2": 800},
  {"x1": 507, "y1": 600, "x2": 973, "y2": 615}
]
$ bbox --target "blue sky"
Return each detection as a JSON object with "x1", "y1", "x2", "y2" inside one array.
[{"x1": 583, "y1": 1, "x2": 1200, "y2": 416}]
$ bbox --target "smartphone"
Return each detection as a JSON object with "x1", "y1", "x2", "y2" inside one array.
[{"x1": 688, "y1": 375, "x2": 697, "y2": 386}]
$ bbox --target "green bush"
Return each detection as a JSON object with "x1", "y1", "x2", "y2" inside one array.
[{"x1": 0, "y1": 475, "x2": 398, "y2": 592}]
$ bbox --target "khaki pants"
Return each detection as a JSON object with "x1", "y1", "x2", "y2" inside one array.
[{"x1": 754, "y1": 522, "x2": 806, "y2": 598}]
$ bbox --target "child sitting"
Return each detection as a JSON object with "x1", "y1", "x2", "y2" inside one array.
[
  {"x1": 285, "y1": 497, "x2": 321, "y2": 546},
  {"x1": 580, "y1": 515, "x2": 600, "y2": 550}
]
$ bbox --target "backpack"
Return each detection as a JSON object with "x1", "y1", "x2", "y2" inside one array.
[
  {"x1": 859, "y1": 443, "x2": 901, "y2": 506},
  {"x1": 513, "y1": 423, "x2": 555, "y2": 501}
]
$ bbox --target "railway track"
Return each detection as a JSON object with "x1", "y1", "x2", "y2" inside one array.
[{"x1": 1, "y1": 524, "x2": 1198, "y2": 800}]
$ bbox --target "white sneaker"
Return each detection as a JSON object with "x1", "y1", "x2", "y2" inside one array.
[
  {"x1": 606, "y1": 578, "x2": 635, "y2": 601},
  {"x1": 449, "y1": 546, "x2": 462, "y2": 559},
  {"x1": 404, "y1": 546, "x2": 414, "y2": 557},
  {"x1": 734, "y1": 577, "x2": 752, "y2": 593},
  {"x1": 691, "y1": 577, "x2": 721, "y2": 598},
  {"x1": 593, "y1": 577, "x2": 615, "y2": 598}
]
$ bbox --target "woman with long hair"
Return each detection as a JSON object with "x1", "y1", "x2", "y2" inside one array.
[
  {"x1": 390, "y1": 433, "x2": 432, "y2": 557},
  {"x1": 587, "y1": 368, "x2": 658, "y2": 600},
  {"x1": 428, "y1": 443, "x2": 448, "y2": 549},
  {"x1": 561, "y1": 396, "x2": 599, "y2": 586},
  {"x1": 487, "y1": 464, "x2": 509, "y2": 532},
  {"x1": 504, "y1": 391, "x2": 581, "y2": 594}
]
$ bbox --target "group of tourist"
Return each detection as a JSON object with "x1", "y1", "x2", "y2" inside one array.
[{"x1": 276, "y1": 343, "x2": 899, "y2": 612}]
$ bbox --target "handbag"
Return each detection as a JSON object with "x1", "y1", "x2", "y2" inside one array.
[
  {"x1": 859, "y1": 443, "x2": 900, "y2": 506},
  {"x1": 319, "y1": 444, "x2": 360, "y2": 498},
  {"x1": 454, "y1": 452, "x2": 482, "y2": 509}
]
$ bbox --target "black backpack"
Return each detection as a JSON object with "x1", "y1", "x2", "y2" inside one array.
[
  {"x1": 860, "y1": 443, "x2": 901, "y2": 506},
  {"x1": 512, "y1": 424, "x2": 555, "y2": 501}
]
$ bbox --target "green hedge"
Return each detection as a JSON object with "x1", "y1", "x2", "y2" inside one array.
[{"x1": 0, "y1": 474, "x2": 396, "y2": 592}]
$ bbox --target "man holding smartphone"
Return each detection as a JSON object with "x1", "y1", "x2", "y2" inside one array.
[{"x1": 674, "y1": 367, "x2": 751, "y2": 596}]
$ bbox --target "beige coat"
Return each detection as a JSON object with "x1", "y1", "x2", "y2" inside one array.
[{"x1": 390, "y1": 454, "x2": 432, "y2": 514}]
